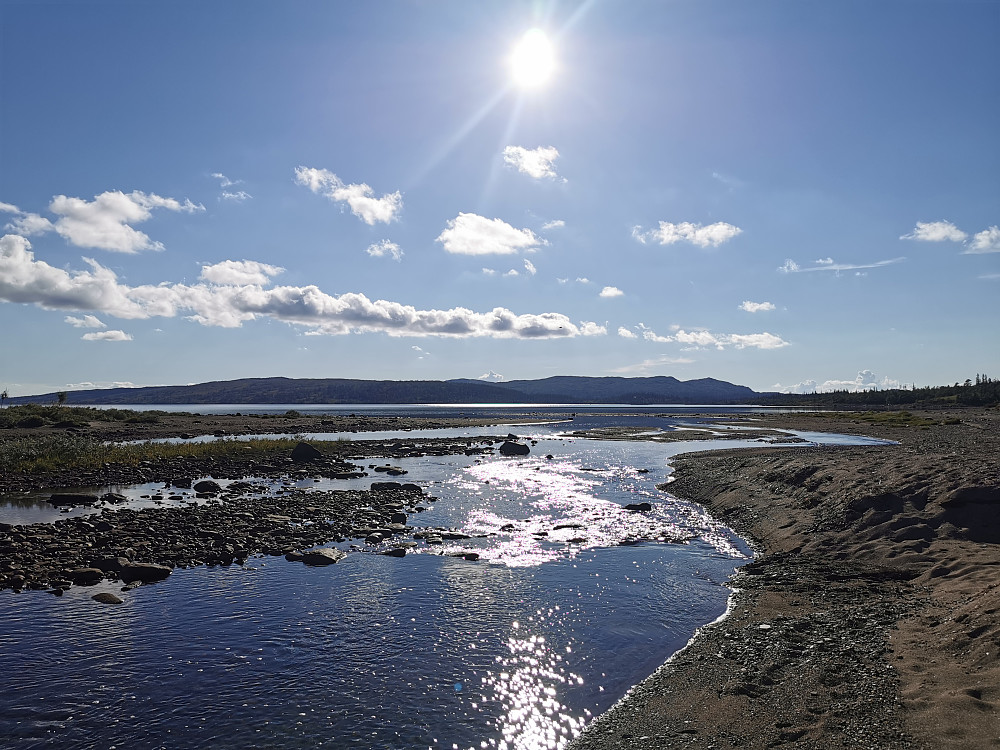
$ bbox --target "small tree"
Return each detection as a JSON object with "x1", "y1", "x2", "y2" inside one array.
[
  {"x1": 56, "y1": 391, "x2": 68, "y2": 407},
  {"x1": 0, "y1": 389, "x2": 7, "y2": 408}
]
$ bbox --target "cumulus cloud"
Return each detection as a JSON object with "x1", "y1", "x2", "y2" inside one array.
[
  {"x1": 617, "y1": 326, "x2": 637, "y2": 339},
  {"x1": 366, "y1": 239, "x2": 403, "y2": 261},
  {"x1": 633, "y1": 221, "x2": 742, "y2": 248},
  {"x1": 778, "y1": 257, "x2": 904, "y2": 273},
  {"x1": 966, "y1": 226, "x2": 1000, "y2": 254},
  {"x1": 739, "y1": 300, "x2": 775, "y2": 313},
  {"x1": 503, "y1": 145, "x2": 560, "y2": 179},
  {"x1": 579, "y1": 321, "x2": 608, "y2": 336},
  {"x1": 436, "y1": 213, "x2": 543, "y2": 255},
  {"x1": 482, "y1": 268, "x2": 497, "y2": 276},
  {"x1": 774, "y1": 370, "x2": 904, "y2": 394},
  {"x1": 542, "y1": 219, "x2": 565, "y2": 230},
  {"x1": 65, "y1": 314, "x2": 106, "y2": 329},
  {"x1": 294, "y1": 166, "x2": 402, "y2": 225},
  {"x1": 478, "y1": 371, "x2": 505, "y2": 382},
  {"x1": 900, "y1": 220, "x2": 968, "y2": 243},
  {"x1": 82, "y1": 329, "x2": 132, "y2": 342},
  {"x1": 2, "y1": 191, "x2": 202, "y2": 253},
  {"x1": 599, "y1": 286, "x2": 624, "y2": 298},
  {"x1": 200, "y1": 260, "x2": 284, "y2": 286},
  {"x1": 0, "y1": 234, "x2": 603, "y2": 340}
]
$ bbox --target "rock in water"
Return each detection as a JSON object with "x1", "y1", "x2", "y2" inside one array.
[
  {"x1": 625, "y1": 502, "x2": 653, "y2": 512},
  {"x1": 499, "y1": 441, "x2": 530, "y2": 456},
  {"x1": 193, "y1": 480, "x2": 222, "y2": 494},
  {"x1": 291, "y1": 442, "x2": 324, "y2": 463},
  {"x1": 299, "y1": 548, "x2": 348, "y2": 566},
  {"x1": 92, "y1": 592, "x2": 124, "y2": 605},
  {"x1": 119, "y1": 563, "x2": 172, "y2": 583},
  {"x1": 49, "y1": 493, "x2": 99, "y2": 506}
]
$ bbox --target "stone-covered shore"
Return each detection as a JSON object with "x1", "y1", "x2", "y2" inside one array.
[
  {"x1": 0, "y1": 430, "x2": 513, "y2": 593},
  {"x1": 570, "y1": 409, "x2": 999, "y2": 750}
]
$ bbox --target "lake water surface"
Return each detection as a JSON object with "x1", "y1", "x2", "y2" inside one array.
[{"x1": 0, "y1": 409, "x2": 884, "y2": 749}]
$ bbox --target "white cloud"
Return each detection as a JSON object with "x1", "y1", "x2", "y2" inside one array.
[
  {"x1": 778, "y1": 257, "x2": 904, "y2": 273},
  {"x1": 200, "y1": 260, "x2": 284, "y2": 286},
  {"x1": 503, "y1": 145, "x2": 560, "y2": 179},
  {"x1": 482, "y1": 268, "x2": 496, "y2": 276},
  {"x1": 436, "y1": 213, "x2": 543, "y2": 255},
  {"x1": 542, "y1": 219, "x2": 565, "y2": 230},
  {"x1": 633, "y1": 221, "x2": 742, "y2": 248},
  {"x1": 65, "y1": 314, "x2": 106, "y2": 329},
  {"x1": 611, "y1": 355, "x2": 696, "y2": 374},
  {"x1": 774, "y1": 369, "x2": 904, "y2": 394},
  {"x1": 739, "y1": 300, "x2": 775, "y2": 313},
  {"x1": 0, "y1": 234, "x2": 604, "y2": 340},
  {"x1": 579, "y1": 321, "x2": 608, "y2": 336},
  {"x1": 617, "y1": 326, "x2": 637, "y2": 339},
  {"x1": 980, "y1": 272, "x2": 1000, "y2": 280},
  {"x1": 366, "y1": 239, "x2": 403, "y2": 261},
  {"x1": 636, "y1": 322, "x2": 788, "y2": 350},
  {"x1": 599, "y1": 286, "x2": 623, "y2": 298},
  {"x1": 504, "y1": 269, "x2": 519, "y2": 277},
  {"x1": 294, "y1": 166, "x2": 402, "y2": 225},
  {"x1": 82, "y1": 329, "x2": 132, "y2": 342},
  {"x1": 211, "y1": 173, "x2": 241, "y2": 188},
  {"x1": 3, "y1": 191, "x2": 202, "y2": 253},
  {"x1": 523, "y1": 259, "x2": 537, "y2": 276},
  {"x1": 0, "y1": 202, "x2": 20, "y2": 213},
  {"x1": 900, "y1": 220, "x2": 968, "y2": 243},
  {"x1": 965, "y1": 226, "x2": 1000, "y2": 254},
  {"x1": 576, "y1": 277, "x2": 590, "y2": 284},
  {"x1": 478, "y1": 371, "x2": 504, "y2": 382},
  {"x1": 221, "y1": 191, "x2": 252, "y2": 202}
]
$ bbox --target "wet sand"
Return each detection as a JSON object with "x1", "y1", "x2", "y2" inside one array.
[{"x1": 571, "y1": 409, "x2": 999, "y2": 749}]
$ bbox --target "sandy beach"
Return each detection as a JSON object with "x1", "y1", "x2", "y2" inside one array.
[{"x1": 571, "y1": 409, "x2": 999, "y2": 749}]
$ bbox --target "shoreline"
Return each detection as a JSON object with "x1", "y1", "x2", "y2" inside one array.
[{"x1": 570, "y1": 409, "x2": 999, "y2": 749}]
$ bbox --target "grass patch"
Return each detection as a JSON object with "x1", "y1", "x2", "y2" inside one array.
[
  {"x1": 812, "y1": 410, "x2": 942, "y2": 428},
  {"x1": 0, "y1": 435, "x2": 352, "y2": 474},
  {"x1": 0, "y1": 404, "x2": 169, "y2": 430}
]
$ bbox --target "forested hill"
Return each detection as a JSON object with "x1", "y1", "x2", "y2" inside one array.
[{"x1": 8, "y1": 375, "x2": 764, "y2": 406}]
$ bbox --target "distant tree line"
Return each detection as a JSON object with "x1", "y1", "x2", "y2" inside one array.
[{"x1": 757, "y1": 374, "x2": 999, "y2": 408}]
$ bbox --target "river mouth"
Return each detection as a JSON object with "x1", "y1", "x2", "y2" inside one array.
[{"x1": 0, "y1": 416, "x2": 891, "y2": 749}]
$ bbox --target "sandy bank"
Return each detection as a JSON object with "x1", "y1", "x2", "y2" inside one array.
[{"x1": 571, "y1": 409, "x2": 999, "y2": 749}]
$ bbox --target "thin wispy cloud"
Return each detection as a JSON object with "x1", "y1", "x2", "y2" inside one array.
[
  {"x1": 0, "y1": 234, "x2": 604, "y2": 340},
  {"x1": 612, "y1": 355, "x2": 696, "y2": 374},
  {"x1": 221, "y1": 191, "x2": 252, "y2": 202},
  {"x1": 542, "y1": 219, "x2": 565, "y2": 230},
  {"x1": 778, "y1": 257, "x2": 905, "y2": 273},
  {"x1": 211, "y1": 173, "x2": 242, "y2": 188},
  {"x1": 1, "y1": 191, "x2": 203, "y2": 253},
  {"x1": 366, "y1": 239, "x2": 403, "y2": 261},
  {"x1": 65, "y1": 314, "x2": 106, "y2": 329},
  {"x1": 436, "y1": 213, "x2": 543, "y2": 255},
  {"x1": 294, "y1": 166, "x2": 402, "y2": 225},
  {"x1": 739, "y1": 300, "x2": 775, "y2": 313},
  {"x1": 628, "y1": 322, "x2": 788, "y2": 350},
  {"x1": 633, "y1": 221, "x2": 742, "y2": 248},
  {"x1": 523, "y1": 259, "x2": 537, "y2": 275},
  {"x1": 503, "y1": 145, "x2": 561, "y2": 180}
]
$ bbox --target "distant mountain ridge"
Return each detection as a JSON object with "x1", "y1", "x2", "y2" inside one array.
[{"x1": 9, "y1": 375, "x2": 765, "y2": 406}]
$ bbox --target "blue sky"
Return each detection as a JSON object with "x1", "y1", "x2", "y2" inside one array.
[{"x1": 1, "y1": 0, "x2": 997, "y2": 397}]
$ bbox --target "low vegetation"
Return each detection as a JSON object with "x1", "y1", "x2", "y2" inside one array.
[
  {"x1": 0, "y1": 433, "x2": 351, "y2": 475},
  {"x1": 0, "y1": 404, "x2": 165, "y2": 430}
]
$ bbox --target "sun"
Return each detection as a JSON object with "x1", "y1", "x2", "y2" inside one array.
[{"x1": 510, "y1": 28, "x2": 556, "y2": 88}]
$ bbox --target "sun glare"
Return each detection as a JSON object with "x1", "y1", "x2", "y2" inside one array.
[{"x1": 510, "y1": 28, "x2": 556, "y2": 88}]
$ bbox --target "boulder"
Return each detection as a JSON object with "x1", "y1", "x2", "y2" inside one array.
[
  {"x1": 68, "y1": 568, "x2": 104, "y2": 585},
  {"x1": 100, "y1": 492, "x2": 128, "y2": 504},
  {"x1": 119, "y1": 563, "x2": 172, "y2": 583},
  {"x1": 291, "y1": 442, "x2": 324, "y2": 463},
  {"x1": 193, "y1": 480, "x2": 222, "y2": 494},
  {"x1": 299, "y1": 548, "x2": 348, "y2": 566},
  {"x1": 625, "y1": 502, "x2": 653, "y2": 512},
  {"x1": 499, "y1": 441, "x2": 530, "y2": 456},
  {"x1": 92, "y1": 592, "x2": 124, "y2": 605},
  {"x1": 371, "y1": 481, "x2": 402, "y2": 492},
  {"x1": 380, "y1": 547, "x2": 407, "y2": 557},
  {"x1": 49, "y1": 493, "x2": 99, "y2": 506}
]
